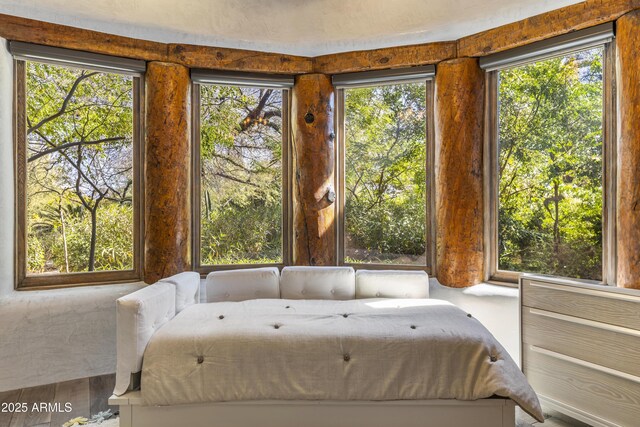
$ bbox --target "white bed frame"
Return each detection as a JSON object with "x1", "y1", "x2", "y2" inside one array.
[
  {"x1": 109, "y1": 392, "x2": 516, "y2": 427},
  {"x1": 110, "y1": 268, "x2": 519, "y2": 427}
]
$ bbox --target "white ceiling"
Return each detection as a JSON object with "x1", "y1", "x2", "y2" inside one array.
[{"x1": 0, "y1": 0, "x2": 583, "y2": 56}]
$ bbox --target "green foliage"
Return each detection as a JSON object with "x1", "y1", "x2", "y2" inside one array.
[
  {"x1": 27, "y1": 233, "x2": 46, "y2": 272},
  {"x1": 497, "y1": 47, "x2": 604, "y2": 280},
  {"x1": 343, "y1": 83, "x2": 427, "y2": 265},
  {"x1": 199, "y1": 85, "x2": 283, "y2": 265},
  {"x1": 29, "y1": 201, "x2": 133, "y2": 273},
  {"x1": 22, "y1": 52, "x2": 604, "y2": 279},
  {"x1": 25, "y1": 61, "x2": 135, "y2": 274}
]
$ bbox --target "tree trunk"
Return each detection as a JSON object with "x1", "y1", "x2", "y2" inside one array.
[
  {"x1": 144, "y1": 61, "x2": 191, "y2": 283},
  {"x1": 434, "y1": 58, "x2": 485, "y2": 288},
  {"x1": 553, "y1": 181, "x2": 560, "y2": 261},
  {"x1": 59, "y1": 202, "x2": 69, "y2": 273},
  {"x1": 291, "y1": 74, "x2": 336, "y2": 266},
  {"x1": 616, "y1": 10, "x2": 640, "y2": 289},
  {"x1": 88, "y1": 207, "x2": 97, "y2": 272}
]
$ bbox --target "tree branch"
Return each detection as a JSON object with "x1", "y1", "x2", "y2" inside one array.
[
  {"x1": 27, "y1": 71, "x2": 98, "y2": 135},
  {"x1": 214, "y1": 172, "x2": 259, "y2": 188},
  {"x1": 27, "y1": 137, "x2": 125, "y2": 162}
]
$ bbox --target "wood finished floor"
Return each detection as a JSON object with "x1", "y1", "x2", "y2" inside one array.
[
  {"x1": 1, "y1": 374, "x2": 592, "y2": 427},
  {"x1": 0, "y1": 374, "x2": 117, "y2": 427}
]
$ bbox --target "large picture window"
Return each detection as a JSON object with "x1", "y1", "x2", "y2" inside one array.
[
  {"x1": 335, "y1": 68, "x2": 434, "y2": 270},
  {"x1": 14, "y1": 44, "x2": 144, "y2": 288},
  {"x1": 484, "y1": 25, "x2": 615, "y2": 283},
  {"x1": 192, "y1": 73, "x2": 291, "y2": 272}
]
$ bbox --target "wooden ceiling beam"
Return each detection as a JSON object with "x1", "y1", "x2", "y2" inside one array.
[
  {"x1": 167, "y1": 44, "x2": 313, "y2": 74},
  {"x1": 313, "y1": 42, "x2": 457, "y2": 74},
  {"x1": 1, "y1": 0, "x2": 639, "y2": 76},
  {"x1": 458, "y1": 0, "x2": 640, "y2": 58},
  {"x1": 0, "y1": 13, "x2": 168, "y2": 62},
  {"x1": 0, "y1": 13, "x2": 313, "y2": 74}
]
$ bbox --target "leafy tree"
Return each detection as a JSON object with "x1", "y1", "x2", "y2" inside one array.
[
  {"x1": 199, "y1": 85, "x2": 283, "y2": 265},
  {"x1": 497, "y1": 47, "x2": 604, "y2": 280},
  {"x1": 343, "y1": 83, "x2": 427, "y2": 265},
  {"x1": 25, "y1": 62, "x2": 134, "y2": 273}
]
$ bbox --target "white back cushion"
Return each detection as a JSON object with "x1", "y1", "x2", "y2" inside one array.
[
  {"x1": 159, "y1": 271, "x2": 200, "y2": 313},
  {"x1": 280, "y1": 266, "x2": 355, "y2": 300},
  {"x1": 355, "y1": 269, "x2": 429, "y2": 299},
  {"x1": 114, "y1": 282, "x2": 176, "y2": 396},
  {"x1": 206, "y1": 267, "x2": 280, "y2": 302}
]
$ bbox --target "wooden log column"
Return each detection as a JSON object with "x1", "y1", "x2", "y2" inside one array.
[
  {"x1": 434, "y1": 58, "x2": 485, "y2": 288},
  {"x1": 616, "y1": 11, "x2": 640, "y2": 289},
  {"x1": 291, "y1": 74, "x2": 336, "y2": 265},
  {"x1": 144, "y1": 62, "x2": 191, "y2": 283}
]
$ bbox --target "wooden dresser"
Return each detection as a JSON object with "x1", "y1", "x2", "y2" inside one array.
[{"x1": 520, "y1": 274, "x2": 640, "y2": 427}]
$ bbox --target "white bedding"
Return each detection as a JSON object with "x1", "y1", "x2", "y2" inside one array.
[{"x1": 141, "y1": 298, "x2": 543, "y2": 421}]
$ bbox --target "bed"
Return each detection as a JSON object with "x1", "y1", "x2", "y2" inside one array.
[{"x1": 109, "y1": 267, "x2": 543, "y2": 427}]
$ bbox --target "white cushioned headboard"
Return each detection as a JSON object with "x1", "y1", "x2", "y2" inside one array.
[
  {"x1": 280, "y1": 266, "x2": 355, "y2": 300},
  {"x1": 355, "y1": 269, "x2": 429, "y2": 299},
  {"x1": 159, "y1": 271, "x2": 200, "y2": 313},
  {"x1": 114, "y1": 282, "x2": 176, "y2": 396},
  {"x1": 206, "y1": 267, "x2": 280, "y2": 302}
]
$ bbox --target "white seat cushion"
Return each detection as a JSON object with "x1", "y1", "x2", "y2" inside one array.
[
  {"x1": 355, "y1": 269, "x2": 429, "y2": 299},
  {"x1": 280, "y1": 266, "x2": 355, "y2": 300},
  {"x1": 205, "y1": 267, "x2": 280, "y2": 302},
  {"x1": 159, "y1": 271, "x2": 200, "y2": 313}
]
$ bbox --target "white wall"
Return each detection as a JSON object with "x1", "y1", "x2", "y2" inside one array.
[
  {"x1": 0, "y1": 283, "x2": 143, "y2": 391},
  {"x1": 0, "y1": 38, "x2": 145, "y2": 392},
  {"x1": 0, "y1": 37, "x2": 14, "y2": 298},
  {"x1": 430, "y1": 279, "x2": 520, "y2": 365},
  {"x1": 0, "y1": 0, "x2": 581, "y2": 56}
]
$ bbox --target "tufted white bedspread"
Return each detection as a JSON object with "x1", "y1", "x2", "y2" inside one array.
[{"x1": 141, "y1": 298, "x2": 543, "y2": 421}]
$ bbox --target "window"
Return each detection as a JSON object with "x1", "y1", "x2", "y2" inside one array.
[
  {"x1": 192, "y1": 72, "x2": 291, "y2": 272},
  {"x1": 13, "y1": 43, "x2": 144, "y2": 288},
  {"x1": 335, "y1": 67, "x2": 434, "y2": 270},
  {"x1": 483, "y1": 24, "x2": 615, "y2": 283}
]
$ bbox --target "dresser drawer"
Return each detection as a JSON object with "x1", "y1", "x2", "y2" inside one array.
[
  {"x1": 523, "y1": 345, "x2": 640, "y2": 427},
  {"x1": 522, "y1": 307, "x2": 640, "y2": 377},
  {"x1": 521, "y1": 278, "x2": 640, "y2": 330}
]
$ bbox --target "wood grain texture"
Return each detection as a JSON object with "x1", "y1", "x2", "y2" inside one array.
[
  {"x1": 1, "y1": 1, "x2": 638, "y2": 76},
  {"x1": 168, "y1": 44, "x2": 312, "y2": 74},
  {"x1": 0, "y1": 390, "x2": 21, "y2": 427},
  {"x1": 616, "y1": 10, "x2": 640, "y2": 289},
  {"x1": 0, "y1": 14, "x2": 311, "y2": 74},
  {"x1": 522, "y1": 308, "x2": 640, "y2": 377},
  {"x1": 0, "y1": 13, "x2": 167, "y2": 62},
  {"x1": 8, "y1": 384, "x2": 55, "y2": 427},
  {"x1": 521, "y1": 279, "x2": 640, "y2": 331},
  {"x1": 434, "y1": 58, "x2": 484, "y2": 288},
  {"x1": 144, "y1": 62, "x2": 191, "y2": 284},
  {"x1": 49, "y1": 379, "x2": 89, "y2": 427},
  {"x1": 313, "y1": 42, "x2": 456, "y2": 74},
  {"x1": 291, "y1": 74, "x2": 336, "y2": 266},
  {"x1": 458, "y1": 0, "x2": 639, "y2": 57},
  {"x1": 524, "y1": 346, "x2": 640, "y2": 427}
]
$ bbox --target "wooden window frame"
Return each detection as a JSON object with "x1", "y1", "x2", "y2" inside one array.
[
  {"x1": 191, "y1": 82, "x2": 292, "y2": 276},
  {"x1": 336, "y1": 80, "x2": 436, "y2": 274},
  {"x1": 14, "y1": 59, "x2": 145, "y2": 290},
  {"x1": 484, "y1": 42, "x2": 617, "y2": 286}
]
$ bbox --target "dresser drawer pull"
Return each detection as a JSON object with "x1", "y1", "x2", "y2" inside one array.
[{"x1": 528, "y1": 345, "x2": 640, "y2": 385}]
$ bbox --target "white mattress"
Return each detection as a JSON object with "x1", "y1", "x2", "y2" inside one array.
[{"x1": 141, "y1": 298, "x2": 543, "y2": 421}]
